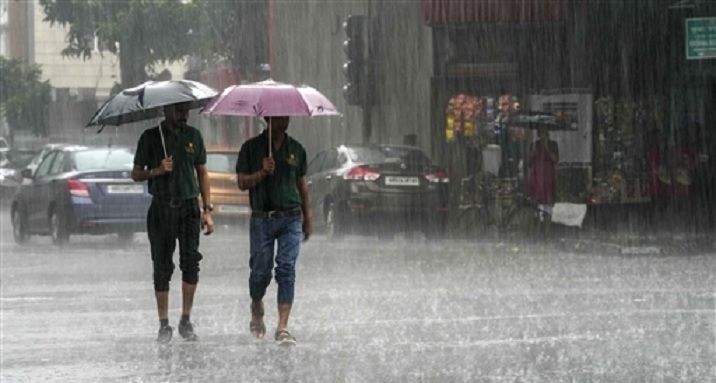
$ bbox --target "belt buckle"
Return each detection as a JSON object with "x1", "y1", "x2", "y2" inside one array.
[
  {"x1": 169, "y1": 200, "x2": 182, "y2": 208},
  {"x1": 267, "y1": 210, "x2": 278, "y2": 219}
]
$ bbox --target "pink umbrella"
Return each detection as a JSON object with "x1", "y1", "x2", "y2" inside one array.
[
  {"x1": 202, "y1": 79, "x2": 340, "y2": 117},
  {"x1": 202, "y1": 79, "x2": 340, "y2": 154}
]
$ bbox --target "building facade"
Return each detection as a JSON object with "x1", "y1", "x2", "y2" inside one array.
[
  {"x1": 271, "y1": 0, "x2": 716, "y2": 230},
  {"x1": 3, "y1": 1, "x2": 185, "y2": 146}
]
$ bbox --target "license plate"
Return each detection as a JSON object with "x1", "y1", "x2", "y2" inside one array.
[
  {"x1": 107, "y1": 184, "x2": 144, "y2": 194},
  {"x1": 384, "y1": 176, "x2": 420, "y2": 186},
  {"x1": 218, "y1": 205, "x2": 249, "y2": 213}
]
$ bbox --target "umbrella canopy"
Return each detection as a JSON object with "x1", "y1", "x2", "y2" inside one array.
[
  {"x1": 499, "y1": 110, "x2": 569, "y2": 131},
  {"x1": 201, "y1": 79, "x2": 340, "y2": 117},
  {"x1": 87, "y1": 80, "x2": 218, "y2": 127}
]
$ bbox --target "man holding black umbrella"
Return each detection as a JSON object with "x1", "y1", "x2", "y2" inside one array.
[{"x1": 131, "y1": 101, "x2": 214, "y2": 343}]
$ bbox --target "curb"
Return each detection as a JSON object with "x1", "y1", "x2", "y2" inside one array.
[{"x1": 558, "y1": 237, "x2": 715, "y2": 255}]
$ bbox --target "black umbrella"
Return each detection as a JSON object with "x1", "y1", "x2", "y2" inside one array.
[
  {"x1": 87, "y1": 79, "x2": 218, "y2": 156},
  {"x1": 499, "y1": 110, "x2": 569, "y2": 131}
]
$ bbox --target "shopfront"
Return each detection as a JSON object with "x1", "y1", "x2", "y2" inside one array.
[
  {"x1": 423, "y1": 0, "x2": 716, "y2": 232},
  {"x1": 422, "y1": 0, "x2": 573, "y2": 214}
]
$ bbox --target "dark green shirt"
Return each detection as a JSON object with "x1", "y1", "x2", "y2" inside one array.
[
  {"x1": 236, "y1": 130, "x2": 307, "y2": 211},
  {"x1": 134, "y1": 123, "x2": 207, "y2": 200}
]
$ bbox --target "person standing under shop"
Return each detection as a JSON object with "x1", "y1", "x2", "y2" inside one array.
[
  {"x1": 672, "y1": 126, "x2": 698, "y2": 231},
  {"x1": 526, "y1": 125, "x2": 559, "y2": 237},
  {"x1": 132, "y1": 102, "x2": 215, "y2": 343},
  {"x1": 235, "y1": 116, "x2": 312, "y2": 346}
]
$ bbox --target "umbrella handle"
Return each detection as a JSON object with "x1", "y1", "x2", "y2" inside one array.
[
  {"x1": 158, "y1": 123, "x2": 168, "y2": 158},
  {"x1": 268, "y1": 120, "x2": 272, "y2": 157}
]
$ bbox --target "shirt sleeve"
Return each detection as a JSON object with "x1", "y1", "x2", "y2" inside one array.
[
  {"x1": 297, "y1": 145, "x2": 307, "y2": 177},
  {"x1": 134, "y1": 130, "x2": 150, "y2": 168},
  {"x1": 236, "y1": 141, "x2": 252, "y2": 174},
  {"x1": 195, "y1": 131, "x2": 207, "y2": 166}
]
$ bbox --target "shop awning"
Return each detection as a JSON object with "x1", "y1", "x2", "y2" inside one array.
[{"x1": 422, "y1": 0, "x2": 566, "y2": 25}]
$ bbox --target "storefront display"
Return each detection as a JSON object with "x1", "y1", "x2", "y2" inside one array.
[{"x1": 589, "y1": 96, "x2": 659, "y2": 204}]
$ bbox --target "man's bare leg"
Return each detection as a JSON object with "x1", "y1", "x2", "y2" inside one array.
[
  {"x1": 250, "y1": 300, "x2": 266, "y2": 338},
  {"x1": 156, "y1": 291, "x2": 172, "y2": 343},
  {"x1": 178, "y1": 282, "x2": 199, "y2": 340},
  {"x1": 181, "y1": 282, "x2": 196, "y2": 316},
  {"x1": 275, "y1": 303, "x2": 296, "y2": 345},
  {"x1": 156, "y1": 291, "x2": 169, "y2": 320},
  {"x1": 277, "y1": 302, "x2": 292, "y2": 331}
]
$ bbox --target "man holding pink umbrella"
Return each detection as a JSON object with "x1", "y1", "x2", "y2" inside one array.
[
  {"x1": 203, "y1": 79, "x2": 338, "y2": 346},
  {"x1": 236, "y1": 115, "x2": 312, "y2": 346}
]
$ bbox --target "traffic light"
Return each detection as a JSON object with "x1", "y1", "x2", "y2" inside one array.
[{"x1": 342, "y1": 15, "x2": 365, "y2": 106}]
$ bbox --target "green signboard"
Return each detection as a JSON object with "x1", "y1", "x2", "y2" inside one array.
[{"x1": 686, "y1": 18, "x2": 716, "y2": 60}]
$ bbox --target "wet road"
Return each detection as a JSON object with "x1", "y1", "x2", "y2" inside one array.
[{"x1": 1, "y1": 212, "x2": 715, "y2": 382}]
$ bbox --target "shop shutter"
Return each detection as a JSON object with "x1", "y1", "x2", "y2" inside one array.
[{"x1": 422, "y1": 0, "x2": 566, "y2": 25}]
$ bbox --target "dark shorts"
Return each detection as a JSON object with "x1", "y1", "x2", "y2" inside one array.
[{"x1": 147, "y1": 198, "x2": 203, "y2": 291}]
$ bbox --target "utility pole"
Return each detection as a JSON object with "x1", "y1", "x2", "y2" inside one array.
[
  {"x1": 363, "y1": 0, "x2": 373, "y2": 144},
  {"x1": 341, "y1": 9, "x2": 374, "y2": 144}
]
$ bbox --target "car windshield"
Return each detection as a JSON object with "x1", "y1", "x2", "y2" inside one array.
[
  {"x1": 74, "y1": 148, "x2": 135, "y2": 171},
  {"x1": 206, "y1": 152, "x2": 238, "y2": 173},
  {"x1": 347, "y1": 146, "x2": 433, "y2": 167}
]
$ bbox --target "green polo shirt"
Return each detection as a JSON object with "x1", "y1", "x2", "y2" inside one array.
[
  {"x1": 236, "y1": 130, "x2": 307, "y2": 211},
  {"x1": 134, "y1": 123, "x2": 207, "y2": 200}
]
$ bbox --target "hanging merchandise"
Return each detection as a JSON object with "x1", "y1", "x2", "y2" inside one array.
[
  {"x1": 589, "y1": 96, "x2": 654, "y2": 204},
  {"x1": 445, "y1": 94, "x2": 484, "y2": 142}
]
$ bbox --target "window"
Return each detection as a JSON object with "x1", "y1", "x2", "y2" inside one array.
[
  {"x1": 348, "y1": 146, "x2": 433, "y2": 167},
  {"x1": 322, "y1": 149, "x2": 339, "y2": 172},
  {"x1": 49, "y1": 152, "x2": 66, "y2": 175},
  {"x1": 206, "y1": 153, "x2": 238, "y2": 174},
  {"x1": 35, "y1": 152, "x2": 56, "y2": 178},
  {"x1": 74, "y1": 148, "x2": 135, "y2": 171},
  {"x1": 307, "y1": 151, "x2": 327, "y2": 176}
]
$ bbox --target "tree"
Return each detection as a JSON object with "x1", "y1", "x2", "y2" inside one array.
[
  {"x1": 0, "y1": 58, "x2": 52, "y2": 139},
  {"x1": 191, "y1": 1, "x2": 268, "y2": 82},
  {"x1": 39, "y1": 0, "x2": 269, "y2": 88},
  {"x1": 39, "y1": 0, "x2": 200, "y2": 89}
]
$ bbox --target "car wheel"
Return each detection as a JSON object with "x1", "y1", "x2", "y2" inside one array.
[
  {"x1": 50, "y1": 209, "x2": 69, "y2": 245},
  {"x1": 325, "y1": 203, "x2": 344, "y2": 241},
  {"x1": 12, "y1": 209, "x2": 28, "y2": 244}
]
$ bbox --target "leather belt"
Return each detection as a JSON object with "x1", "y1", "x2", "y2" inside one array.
[
  {"x1": 251, "y1": 208, "x2": 302, "y2": 219},
  {"x1": 153, "y1": 197, "x2": 197, "y2": 208}
]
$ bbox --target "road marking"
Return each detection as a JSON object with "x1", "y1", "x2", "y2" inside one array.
[{"x1": 0, "y1": 297, "x2": 56, "y2": 302}]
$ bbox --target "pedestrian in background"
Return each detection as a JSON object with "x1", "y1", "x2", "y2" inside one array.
[
  {"x1": 526, "y1": 125, "x2": 559, "y2": 237},
  {"x1": 235, "y1": 116, "x2": 312, "y2": 347},
  {"x1": 132, "y1": 101, "x2": 214, "y2": 343}
]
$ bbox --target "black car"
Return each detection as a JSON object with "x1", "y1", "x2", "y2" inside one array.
[
  {"x1": 10, "y1": 145, "x2": 152, "y2": 245},
  {"x1": 306, "y1": 144, "x2": 449, "y2": 240}
]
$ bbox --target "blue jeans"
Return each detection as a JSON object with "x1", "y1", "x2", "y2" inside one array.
[{"x1": 248, "y1": 215, "x2": 303, "y2": 304}]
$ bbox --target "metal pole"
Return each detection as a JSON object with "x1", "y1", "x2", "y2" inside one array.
[
  {"x1": 268, "y1": 0, "x2": 274, "y2": 79},
  {"x1": 362, "y1": 0, "x2": 373, "y2": 144}
]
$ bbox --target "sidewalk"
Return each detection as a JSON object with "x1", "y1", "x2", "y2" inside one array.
[{"x1": 555, "y1": 224, "x2": 715, "y2": 255}]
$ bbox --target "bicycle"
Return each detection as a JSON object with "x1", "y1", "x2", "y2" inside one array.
[{"x1": 457, "y1": 174, "x2": 542, "y2": 241}]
